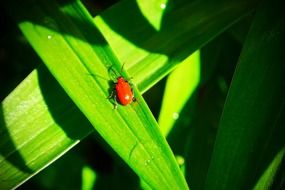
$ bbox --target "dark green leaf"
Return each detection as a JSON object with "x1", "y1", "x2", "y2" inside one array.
[{"x1": 205, "y1": 0, "x2": 285, "y2": 189}]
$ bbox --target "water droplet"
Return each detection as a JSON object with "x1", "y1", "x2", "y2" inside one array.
[
  {"x1": 176, "y1": 155, "x2": 185, "y2": 166},
  {"x1": 144, "y1": 159, "x2": 151, "y2": 166},
  {"x1": 47, "y1": 35, "x2": 52, "y2": 40},
  {"x1": 172, "y1": 112, "x2": 179, "y2": 120},
  {"x1": 160, "y1": 3, "x2": 166, "y2": 9}
]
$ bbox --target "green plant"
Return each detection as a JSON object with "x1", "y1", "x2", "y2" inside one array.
[{"x1": 1, "y1": 0, "x2": 284, "y2": 189}]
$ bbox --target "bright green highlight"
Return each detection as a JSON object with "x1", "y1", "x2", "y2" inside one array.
[
  {"x1": 253, "y1": 148, "x2": 285, "y2": 190},
  {"x1": 137, "y1": 0, "x2": 168, "y2": 30},
  {"x1": 158, "y1": 51, "x2": 200, "y2": 136},
  {"x1": 81, "y1": 165, "x2": 97, "y2": 190}
]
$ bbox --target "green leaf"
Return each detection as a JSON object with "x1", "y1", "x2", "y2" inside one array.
[
  {"x1": 253, "y1": 147, "x2": 285, "y2": 190},
  {"x1": 0, "y1": 66, "x2": 93, "y2": 189},
  {"x1": 158, "y1": 50, "x2": 200, "y2": 136},
  {"x1": 81, "y1": 165, "x2": 97, "y2": 190},
  {"x1": 1, "y1": 0, "x2": 259, "y2": 189},
  {"x1": 205, "y1": 0, "x2": 285, "y2": 189},
  {"x1": 136, "y1": 0, "x2": 168, "y2": 30},
  {"x1": 185, "y1": 34, "x2": 239, "y2": 190},
  {"x1": 4, "y1": 0, "x2": 187, "y2": 189},
  {"x1": 94, "y1": 0, "x2": 259, "y2": 92}
]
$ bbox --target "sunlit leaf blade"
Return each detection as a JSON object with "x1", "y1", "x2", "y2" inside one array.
[
  {"x1": 82, "y1": 165, "x2": 97, "y2": 190},
  {"x1": 253, "y1": 147, "x2": 285, "y2": 190},
  {"x1": 3, "y1": 0, "x2": 188, "y2": 189},
  {"x1": 158, "y1": 51, "x2": 200, "y2": 136},
  {"x1": 0, "y1": 66, "x2": 93, "y2": 190},
  {"x1": 205, "y1": 0, "x2": 285, "y2": 189},
  {"x1": 94, "y1": 0, "x2": 259, "y2": 92},
  {"x1": 136, "y1": 0, "x2": 168, "y2": 30},
  {"x1": 1, "y1": 0, "x2": 260, "y2": 188}
]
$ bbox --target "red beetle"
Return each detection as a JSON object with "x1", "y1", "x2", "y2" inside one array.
[
  {"x1": 108, "y1": 65, "x2": 135, "y2": 109},
  {"x1": 115, "y1": 76, "x2": 134, "y2": 106}
]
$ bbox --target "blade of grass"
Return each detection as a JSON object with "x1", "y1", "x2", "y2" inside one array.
[
  {"x1": 0, "y1": 66, "x2": 92, "y2": 190},
  {"x1": 158, "y1": 50, "x2": 200, "y2": 136},
  {"x1": 82, "y1": 165, "x2": 97, "y2": 190},
  {"x1": 205, "y1": 0, "x2": 285, "y2": 189},
  {"x1": 94, "y1": 0, "x2": 259, "y2": 92},
  {"x1": 253, "y1": 147, "x2": 285, "y2": 190},
  {"x1": 4, "y1": 0, "x2": 188, "y2": 189},
  {"x1": 1, "y1": 0, "x2": 260, "y2": 188},
  {"x1": 185, "y1": 34, "x2": 240, "y2": 190},
  {"x1": 253, "y1": 102, "x2": 285, "y2": 189}
]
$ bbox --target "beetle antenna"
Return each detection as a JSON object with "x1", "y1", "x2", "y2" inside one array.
[
  {"x1": 120, "y1": 63, "x2": 126, "y2": 74},
  {"x1": 108, "y1": 64, "x2": 119, "y2": 81}
]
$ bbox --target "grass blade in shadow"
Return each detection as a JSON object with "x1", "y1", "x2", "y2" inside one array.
[{"x1": 205, "y1": 0, "x2": 285, "y2": 189}]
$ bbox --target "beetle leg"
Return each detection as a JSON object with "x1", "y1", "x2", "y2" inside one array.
[
  {"x1": 113, "y1": 98, "x2": 118, "y2": 109},
  {"x1": 125, "y1": 77, "x2": 133, "y2": 83},
  {"x1": 131, "y1": 88, "x2": 137, "y2": 102},
  {"x1": 113, "y1": 93, "x2": 118, "y2": 109},
  {"x1": 107, "y1": 88, "x2": 118, "y2": 109},
  {"x1": 120, "y1": 63, "x2": 126, "y2": 73},
  {"x1": 107, "y1": 89, "x2": 114, "y2": 99}
]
